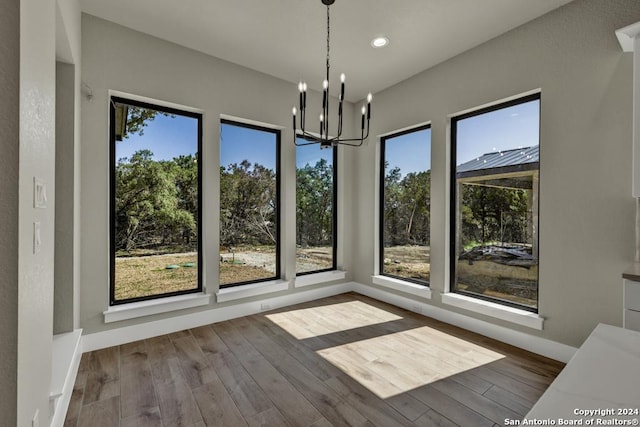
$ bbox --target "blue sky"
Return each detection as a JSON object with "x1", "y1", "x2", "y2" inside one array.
[
  {"x1": 385, "y1": 127, "x2": 431, "y2": 177},
  {"x1": 296, "y1": 140, "x2": 333, "y2": 168},
  {"x1": 116, "y1": 113, "x2": 198, "y2": 161},
  {"x1": 456, "y1": 99, "x2": 540, "y2": 165},
  {"x1": 116, "y1": 98, "x2": 539, "y2": 174},
  {"x1": 220, "y1": 123, "x2": 277, "y2": 170}
]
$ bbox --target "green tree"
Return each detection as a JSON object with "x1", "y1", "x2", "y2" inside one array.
[
  {"x1": 220, "y1": 161, "x2": 277, "y2": 250},
  {"x1": 296, "y1": 158, "x2": 333, "y2": 247},
  {"x1": 460, "y1": 184, "x2": 528, "y2": 246},
  {"x1": 382, "y1": 165, "x2": 431, "y2": 247},
  {"x1": 166, "y1": 154, "x2": 199, "y2": 247},
  {"x1": 120, "y1": 106, "x2": 173, "y2": 139},
  {"x1": 383, "y1": 164, "x2": 403, "y2": 245},
  {"x1": 115, "y1": 149, "x2": 195, "y2": 252}
]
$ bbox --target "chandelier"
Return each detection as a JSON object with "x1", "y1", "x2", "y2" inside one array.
[{"x1": 292, "y1": 0, "x2": 372, "y2": 148}]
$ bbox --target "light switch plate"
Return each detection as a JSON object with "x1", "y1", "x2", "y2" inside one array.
[{"x1": 33, "y1": 177, "x2": 47, "y2": 209}]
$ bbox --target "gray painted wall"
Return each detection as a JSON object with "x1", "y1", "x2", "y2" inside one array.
[
  {"x1": 79, "y1": 0, "x2": 640, "y2": 350},
  {"x1": 0, "y1": 0, "x2": 20, "y2": 423},
  {"x1": 80, "y1": 14, "x2": 355, "y2": 334},
  {"x1": 351, "y1": 0, "x2": 640, "y2": 348},
  {"x1": 55, "y1": 61, "x2": 76, "y2": 334}
]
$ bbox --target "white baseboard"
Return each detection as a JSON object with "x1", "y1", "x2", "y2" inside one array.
[
  {"x1": 82, "y1": 282, "x2": 352, "y2": 352},
  {"x1": 352, "y1": 282, "x2": 577, "y2": 363},
  {"x1": 82, "y1": 280, "x2": 577, "y2": 363},
  {"x1": 50, "y1": 329, "x2": 83, "y2": 427}
]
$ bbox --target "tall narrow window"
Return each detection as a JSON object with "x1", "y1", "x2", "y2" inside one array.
[
  {"x1": 219, "y1": 120, "x2": 280, "y2": 288},
  {"x1": 296, "y1": 141, "x2": 337, "y2": 275},
  {"x1": 451, "y1": 94, "x2": 540, "y2": 312},
  {"x1": 110, "y1": 97, "x2": 202, "y2": 304},
  {"x1": 380, "y1": 125, "x2": 431, "y2": 285}
]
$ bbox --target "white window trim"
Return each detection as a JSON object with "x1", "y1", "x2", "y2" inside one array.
[
  {"x1": 372, "y1": 275, "x2": 432, "y2": 299},
  {"x1": 441, "y1": 292, "x2": 543, "y2": 330},
  {"x1": 216, "y1": 279, "x2": 290, "y2": 303},
  {"x1": 104, "y1": 292, "x2": 211, "y2": 323},
  {"x1": 295, "y1": 270, "x2": 347, "y2": 288}
]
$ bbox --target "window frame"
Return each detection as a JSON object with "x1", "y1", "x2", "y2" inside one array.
[
  {"x1": 295, "y1": 139, "x2": 338, "y2": 276},
  {"x1": 379, "y1": 124, "x2": 432, "y2": 287},
  {"x1": 449, "y1": 93, "x2": 541, "y2": 313},
  {"x1": 109, "y1": 96, "x2": 203, "y2": 306},
  {"x1": 219, "y1": 119, "x2": 282, "y2": 289}
]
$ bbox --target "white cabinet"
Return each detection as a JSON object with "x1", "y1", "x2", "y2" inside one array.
[
  {"x1": 623, "y1": 279, "x2": 640, "y2": 331},
  {"x1": 616, "y1": 22, "x2": 640, "y2": 196},
  {"x1": 525, "y1": 324, "x2": 640, "y2": 422}
]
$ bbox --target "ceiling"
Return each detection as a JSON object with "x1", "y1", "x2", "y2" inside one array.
[{"x1": 80, "y1": 0, "x2": 574, "y2": 102}]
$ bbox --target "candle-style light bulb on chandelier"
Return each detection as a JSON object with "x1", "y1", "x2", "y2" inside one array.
[{"x1": 293, "y1": 0, "x2": 372, "y2": 148}]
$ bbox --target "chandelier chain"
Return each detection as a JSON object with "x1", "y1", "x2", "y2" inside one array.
[{"x1": 326, "y1": 4, "x2": 330, "y2": 80}]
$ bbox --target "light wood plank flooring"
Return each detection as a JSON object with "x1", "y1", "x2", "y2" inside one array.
[{"x1": 64, "y1": 293, "x2": 564, "y2": 426}]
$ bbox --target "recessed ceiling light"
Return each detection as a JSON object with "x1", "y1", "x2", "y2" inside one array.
[{"x1": 371, "y1": 37, "x2": 389, "y2": 48}]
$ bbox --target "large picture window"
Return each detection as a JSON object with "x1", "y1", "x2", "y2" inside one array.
[
  {"x1": 451, "y1": 94, "x2": 540, "y2": 311},
  {"x1": 379, "y1": 125, "x2": 431, "y2": 285},
  {"x1": 110, "y1": 97, "x2": 202, "y2": 305},
  {"x1": 219, "y1": 120, "x2": 280, "y2": 288},
  {"x1": 296, "y1": 141, "x2": 337, "y2": 275}
]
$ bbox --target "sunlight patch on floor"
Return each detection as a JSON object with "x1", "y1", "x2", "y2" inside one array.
[
  {"x1": 317, "y1": 325, "x2": 506, "y2": 399},
  {"x1": 265, "y1": 300, "x2": 403, "y2": 340}
]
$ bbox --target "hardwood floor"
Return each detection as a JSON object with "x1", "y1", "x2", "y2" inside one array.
[{"x1": 64, "y1": 293, "x2": 564, "y2": 426}]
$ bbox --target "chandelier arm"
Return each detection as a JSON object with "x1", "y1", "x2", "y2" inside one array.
[
  {"x1": 336, "y1": 139, "x2": 364, "y2": 147},
  {"x1": 294, "y1": 138, "x2": 321, "y2": 147},
  {"x1": 301, "y1": 131, "x2": 324, "y2": 142},
  {"x1": 336, "y1": 136, "x2": 366, "y2": 144}
]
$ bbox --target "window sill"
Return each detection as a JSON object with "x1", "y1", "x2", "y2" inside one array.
[
  {"x1": 103, "y1": 293, "x2": 211, "y2": 323},
  {"x1": 441, "y1": 293, "x2": 544, "y2": 330},
  {"x1": 371, "y1": 275, "x2": 432, "y2": 299},
  {"x1": 216, "y1": 279, "x2": 290, "y2": 303},
  {"x1": 295, "y1": 270, "x2": 347, "y2": 288}
]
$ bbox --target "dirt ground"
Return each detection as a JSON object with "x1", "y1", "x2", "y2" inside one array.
[
  {"x1": 296, "y1": 247, "x2": 333, "y2": 273},
  {"x1": 116, "y1": 246, "x2": 337, "y2": 300},
  {"x1": 457, "y1": 260, "x2": 538, "y2": 308},
  {"x1": 220, "y1": 246, "x2": 334, "y2": 276},
  {"x1": 382, "y1": 245, "x2": 431, "y2": 282},
  {"x1": 116, "y1": 245, "x2": 536, "y2": 308}
]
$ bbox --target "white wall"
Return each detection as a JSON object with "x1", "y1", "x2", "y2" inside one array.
[
  {"x1": 0, "y1": 0, "x2": 20, "y2": 424},
  {"x1": 351, "y1": 0, "x2": 640, "y2": 348},
  {"x1": 17, "y1": 0, "x2": 57, "y2": 424},
  {"x1": 80, "y1": 14, "x2": 355, "y2": 334}
]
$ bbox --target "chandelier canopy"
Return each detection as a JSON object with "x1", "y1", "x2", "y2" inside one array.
[{"x1": 293, "y1": 0, "x2": 372, "y2": 148}]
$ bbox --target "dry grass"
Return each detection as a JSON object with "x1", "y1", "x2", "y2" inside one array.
[
  {"x1": 219, "y1": 264, "x2": 273, "y2": 285},
  {"x1": 382, "y1": 245, "x2": 431, "y2": 282},
  {"x1": 296, "y1": 246, "x2": 333, "y2": 274},
  {"x1": 115, "y1": 251, "x2": 275, "y2": 300},
  {"x1": 115, "y1": 253, "x2": 198, "y2": 301}
]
